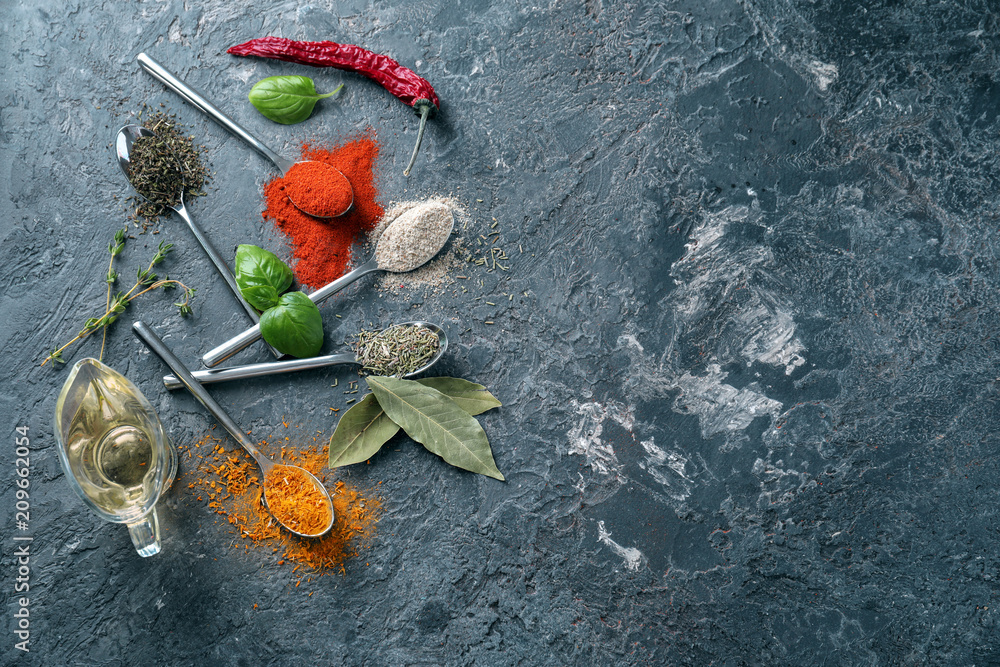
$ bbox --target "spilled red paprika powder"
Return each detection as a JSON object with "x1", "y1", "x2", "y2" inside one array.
[{"x1": 263, "y1": 133, "x2": 383, "y2": 289}]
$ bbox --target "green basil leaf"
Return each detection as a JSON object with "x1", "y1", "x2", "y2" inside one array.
[
  {"x1": 234, "y1": 244, "x2": 294, "y2": 311},
  {"x1": 248, "y1": 76, "x2": 343, "y2": 125},
  {"x1": 259, "y1": 291, "x2": 324, "y2": 358},
  {"x1": 328, "y1": 393, "x2": 400, "y2": 468},
  {"x1": 366, "y1": 376, "x2": 504, "y2": 480},
  {"x1": 242, "y1": 284, "x2": 280, "y2": 312},
  {"x1": 414, "y1": 377, "x2": 502, "y2": 415}
]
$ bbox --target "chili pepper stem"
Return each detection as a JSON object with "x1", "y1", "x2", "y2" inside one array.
[{"x1": 403, "y1": 101, "x2": 433, "y2": 177}]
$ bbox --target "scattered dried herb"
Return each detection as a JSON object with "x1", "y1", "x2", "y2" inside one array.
[
  {"x1": 352, "y1": 324, "x2": 440, "y2": 377},
  {"x1": 129, "y1": 109, "x2": 210, "y2": 224},
  {"x1": 43, "y1": 230, "x2": 195, "y2": 366},
  {"x1": 329, "y1": 376, "x2": 503, "y2": 479}
]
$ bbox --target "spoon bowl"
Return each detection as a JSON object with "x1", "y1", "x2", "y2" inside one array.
[
  {"x1": 133, "y1": 321, "x2": 334, "y2": 538},
  {"x1": 282, "y1": 162, "x2": 354, "y2": 219},
  {"x1": 395, "y1": 321, "x2": 448, "y2": 377},
  {"x1": 163, "y1": 320, "x2": 448, "y2": 389},
  {"x1": 258, "y1": 461, "x2": 335, "y2": 538},
  {"x1": 115, "y1": 124, "x2": 168, "y2": 201}
]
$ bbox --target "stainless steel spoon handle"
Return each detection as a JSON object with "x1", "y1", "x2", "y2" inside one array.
[
  {"x1": 202, "y1": 258, "x2": 383, "y2": 367},
  {"x1": 172, "y1": 201, "x2": 259, "y2": 323},
  {"x1": 173, "y1": 201, "x2": 283, "y2": 359},
  {"x1": 137, "y1": 53, "x2": 294, "y2": 174},
  {"x1": 132, "y1": 321, "x2": 272, "y2": 472},
  {"x1": 164, "y1": 353, "x2": 356, "y2": 390}
]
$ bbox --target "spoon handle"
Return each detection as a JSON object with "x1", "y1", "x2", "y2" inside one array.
[
  {"x1": 171, "y1": 203, "x2": 251, "y2": 318},
  {"x1": 137, "y1": 53, "x2": 294, "y2": 174},
  {"x1": 133, "y1": 321, "x2": 272, "y2": 471},
  {"x1": 163, "y1": 353, "x2": 356, "y2": 390},
  {"x1": 201, "y1": 258, "x2": 382, "y2": 367},
  {"x1": 171, "y1": 202, "x2": 283, "y2": 359}
]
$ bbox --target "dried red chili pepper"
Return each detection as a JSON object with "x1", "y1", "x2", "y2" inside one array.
[{"x1": 228, "y1": 37, "x2": 439, "y2": 177}]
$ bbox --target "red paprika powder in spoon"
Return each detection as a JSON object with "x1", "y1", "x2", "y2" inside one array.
[{"x1": 281, "y1": 161, "x2": 353, "y2": 219}]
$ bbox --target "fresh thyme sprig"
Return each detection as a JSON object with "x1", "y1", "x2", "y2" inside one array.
[
  {"x1": 43, "y1": 231, "x2": 196, "y2": 367},
  {"x1": 99, "y1": 229, "x2": 127, "y2": 360}
]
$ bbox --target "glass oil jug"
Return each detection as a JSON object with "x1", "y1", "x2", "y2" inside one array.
[{"x1": 54, "y1": 358, "x2": 176, "y2": 556}]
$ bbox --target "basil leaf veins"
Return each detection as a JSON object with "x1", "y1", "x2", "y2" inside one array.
[
  {"x1": 234, "y1": 244, "x2": 294, "y2": 312},
  {"x1": 259, "y1": 291, "x2": 324, "y2": 358},
  {"x1": 248, "y1": 76, "x2": 343, "y2": 125}
]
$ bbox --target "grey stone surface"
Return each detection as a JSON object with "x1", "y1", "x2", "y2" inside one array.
[{"x1": 4, "y1": 0, "x2": 1000, "y2": 664}]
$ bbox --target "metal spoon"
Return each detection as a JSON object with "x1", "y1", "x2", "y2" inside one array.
[
  {"x1": 137, "y1": 52, "x2": 353, "y2": 219},
  {"x1": 116, "y1": 124, "x2": 268, "y2": 332},
  {"x1": 133, "y1": 321, "x2": 334, "y2": 538},
  {"x1": 201, "y1": 211, "x2": 454, "y2": 368},
  {"x1": 163, "y1": 321, "x2": 447, "y2": 389}
]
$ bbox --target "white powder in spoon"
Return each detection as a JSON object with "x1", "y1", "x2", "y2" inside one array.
[{"x1": 374, "y1": 199, "x2": 455, "y2": 273}]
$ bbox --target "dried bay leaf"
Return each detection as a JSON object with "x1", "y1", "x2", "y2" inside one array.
[
  {"x1": 366, "y1": 376, "x2": 505, "y2": 481},
  {"x1": 413, "y1": 377, "x2": 501, "y2": 415},
  {"x1": 328, "y1": 394, "x2": 400, "y2": 467},
  {"x1": 328, "y1": 377, "x2": 502, "y2": 470}
]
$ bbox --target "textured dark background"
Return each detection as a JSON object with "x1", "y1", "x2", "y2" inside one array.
[{"x1": 4, "y1": 0, "x2": 1000, "y2": 664}]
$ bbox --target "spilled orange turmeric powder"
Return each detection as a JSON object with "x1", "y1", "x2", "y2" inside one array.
[{"x1": 180, "y1": 431, "x2": 380, "y2": 576}]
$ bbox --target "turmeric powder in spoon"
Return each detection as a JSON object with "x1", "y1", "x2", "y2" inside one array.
[{"x1": 263, "y1": 464, "x2": 334, "y2": 536}]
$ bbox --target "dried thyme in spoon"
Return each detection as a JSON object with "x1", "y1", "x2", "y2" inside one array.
[
  {"x1": 352, "y1": 324, "x2": 441, "y2": 377},
  {"x1": 129, "y1": 109, "x2": 210, "y2": 222},
  {"x1": 126, "y1": 135, "x2": 185, "y2": 209}
]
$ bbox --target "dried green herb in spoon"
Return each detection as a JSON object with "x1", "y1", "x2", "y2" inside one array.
[
  {"x1": 126, "y1": 135, "x2": 185, "y2": 209},
  {"x1": 352, "y1": 324, "x2": 441, "y2": 377},
  {"x1": 128, "y1": 109, "x2": 210, "y2": 223}
]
